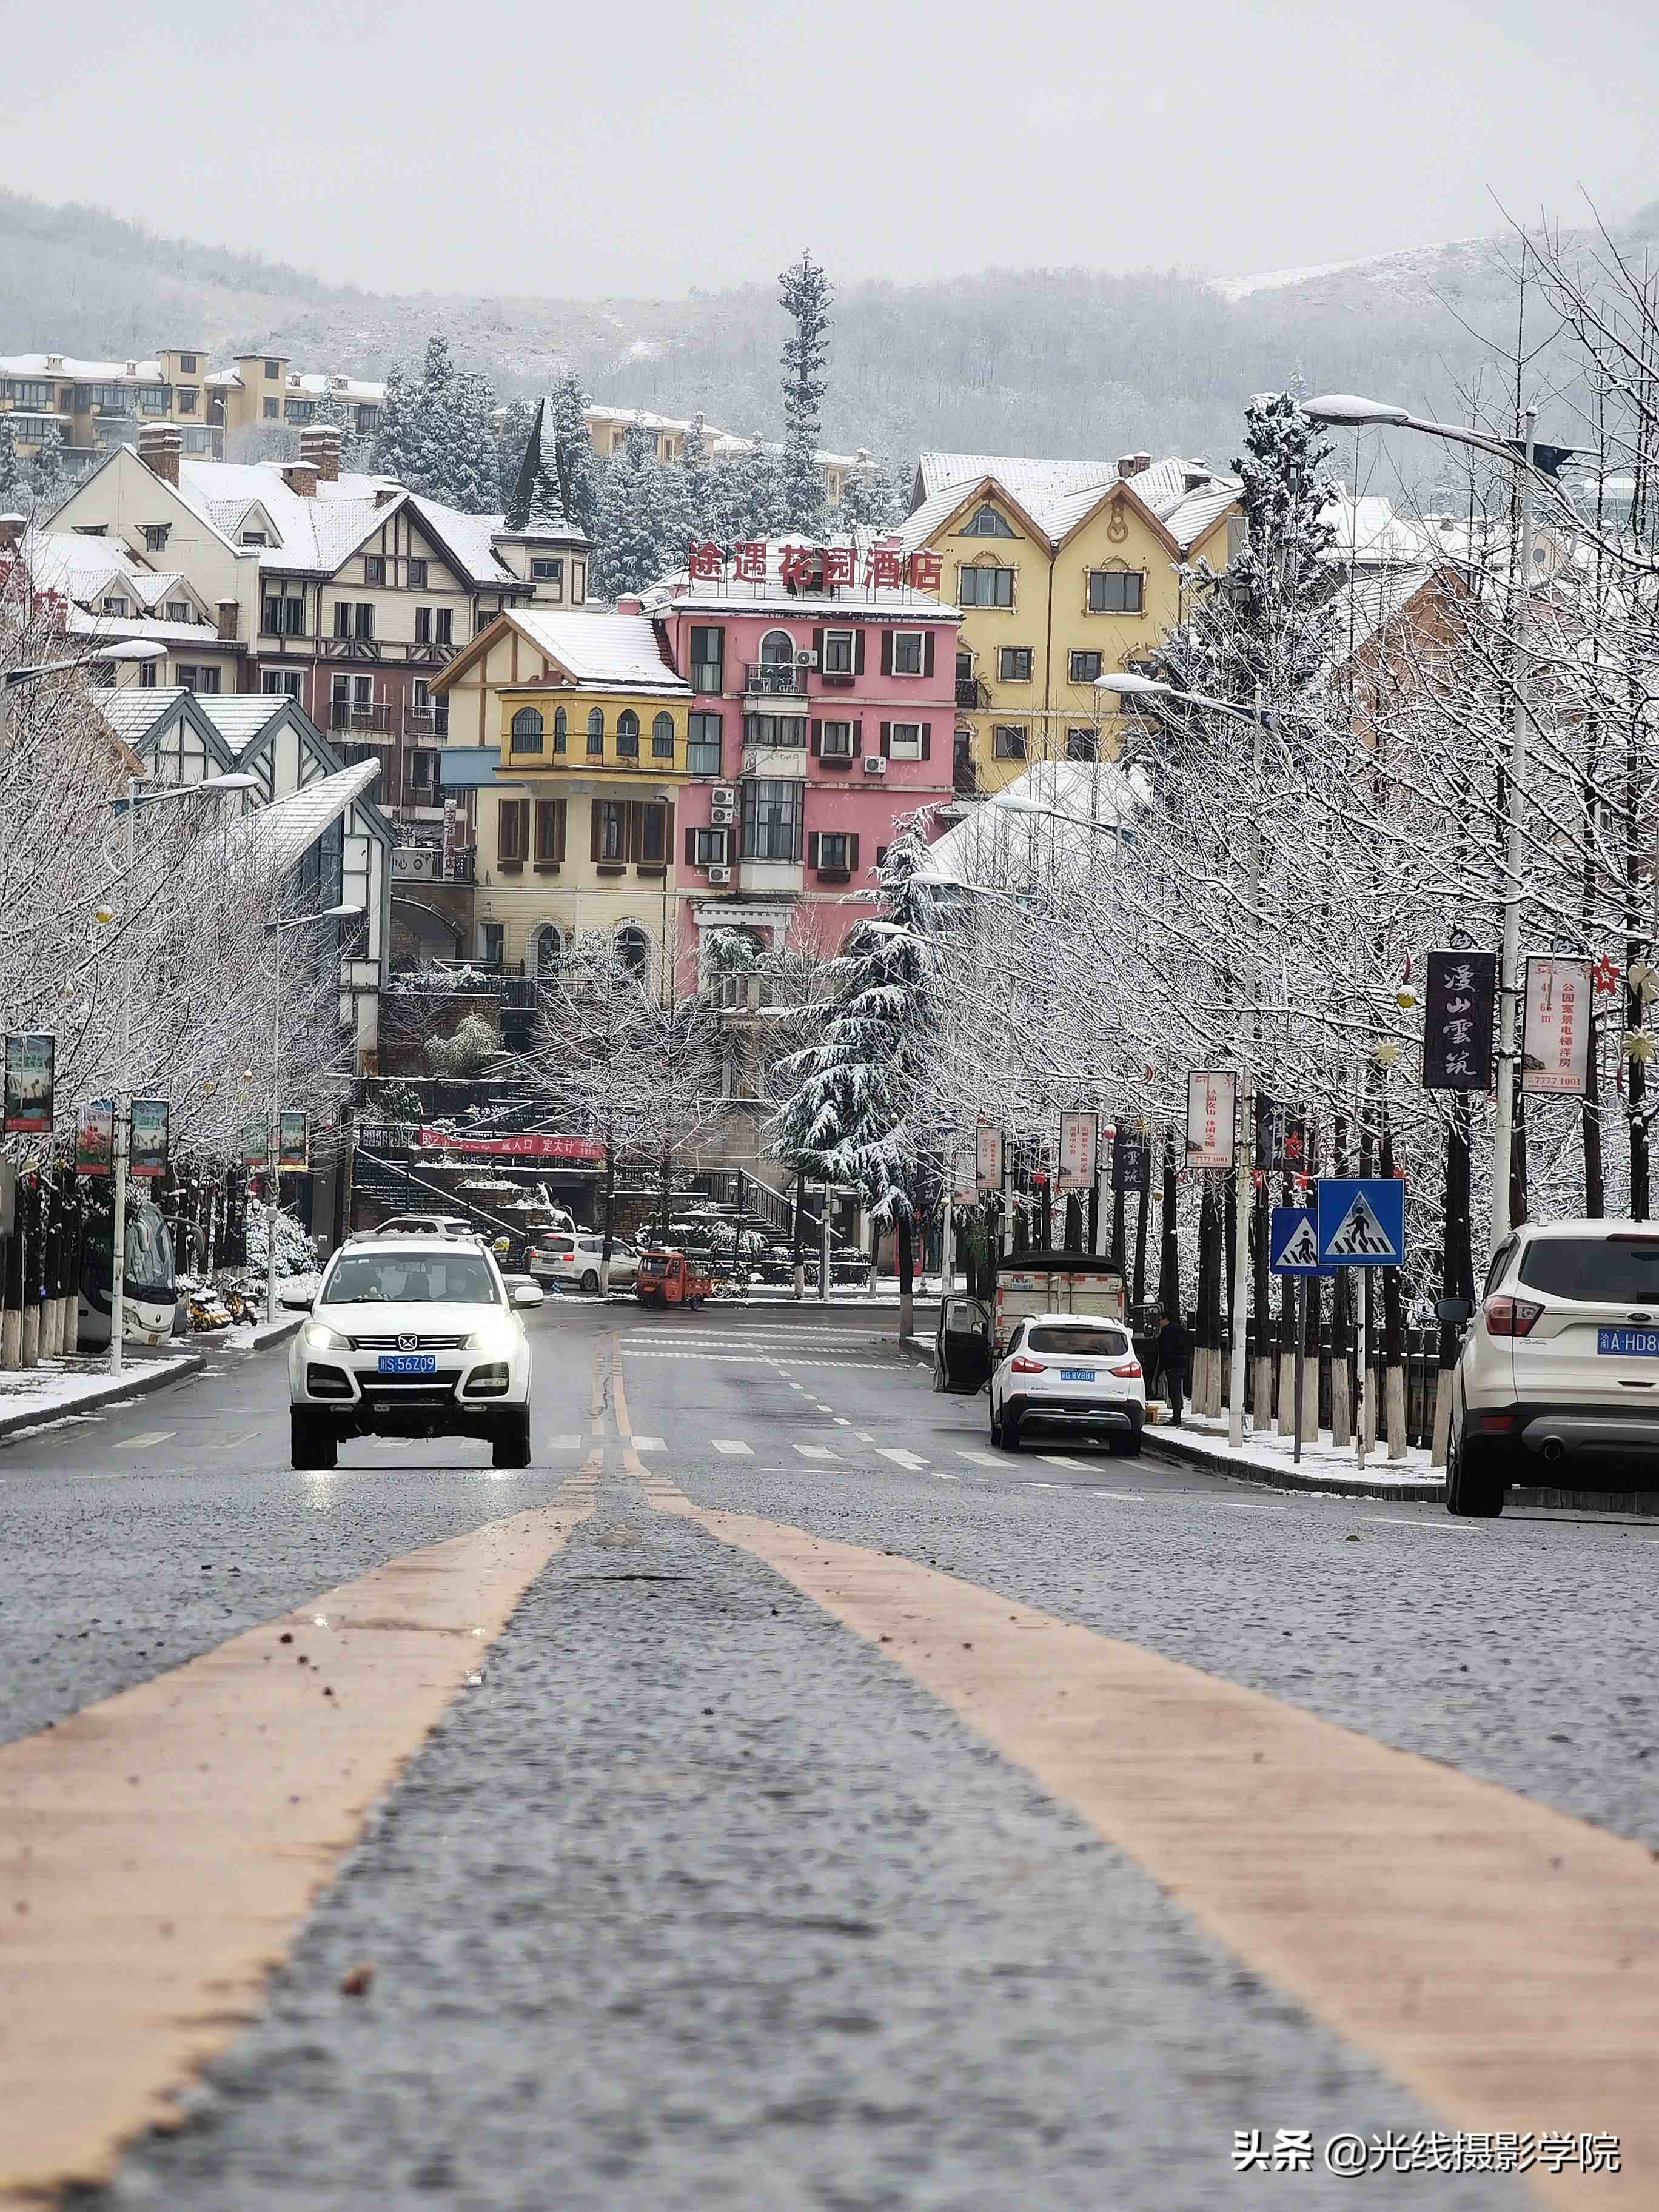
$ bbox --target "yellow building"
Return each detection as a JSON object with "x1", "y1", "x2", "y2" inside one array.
[
  {"x1": 434, "y1": 606, "x2": 692, "y2": 987},
  {"x1": 899, "y1": 452, "x2": 1241, "y2": 796}
]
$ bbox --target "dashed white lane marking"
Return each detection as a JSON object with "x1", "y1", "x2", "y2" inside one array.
[
  {"x1": 220, "y1": 1430, "x2": 260, "y2": 1452},
  {"x1": 793, "y1": 1443, "x2": 839, "y2": 1461},
  {"x1": 619, "y1": 1350, "x2": 898, "y2": 1370},
  {"x1": 546, "y1": 1433, "x2": 583, "y2": 1451},
  {"x1": 1221, "y1": 1498, "x2": 1272, "y2": 1509},
  {"x1": 873, "y1": 1446, "x2": 928, "y2": 1471},
  {"x1": 856, "y1": 1430, "x2": 874, "y2": 1443},
  {"x1": 632, "y1": 1436, "x2": 666, "y2": 1452},
  {"x1": 1094, "y1": 1491, "x2": 1147, "y2": 1502},
  {"x1": 956, "y1": 1449, "x2": 1004, "y2": 1467},
  {"x1": 711, "y1": 1438, "x2": 752, "y2": 1456},
  {"x1": 788, "y1": 1382, "x2": 805, "y2": 1391},
  {"x1": 111, "y1": 1430, "x2": 175, "y2": 1452},
  {"x1": 1027, "y1": 1481, "x2": 1070, "y2": 1490},
  {"x1": 1358, "y1": 1515, "x2": 1469, "y2": 1530},
  {"x1": 1036, "y1": 1454, "x2": 1097, "y2": 1470},
  {"x1": 833, "y1": 1416, "x2": 851, "y2": 1426}
]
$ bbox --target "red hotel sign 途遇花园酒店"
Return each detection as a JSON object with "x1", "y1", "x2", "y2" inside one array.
[{"x1": 415, "y1": 1128, "x2": 605, "y2": 1162}]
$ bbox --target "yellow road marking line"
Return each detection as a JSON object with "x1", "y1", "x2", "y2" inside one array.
[{"x1": 659, "y1": 1503, "x2": 1659, "y2": 2209}]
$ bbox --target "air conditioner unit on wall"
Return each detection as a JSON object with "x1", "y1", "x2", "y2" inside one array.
[
  {"x1": 707, "y1": 865, "x2": 732, "y2": 885},
  {"x1": 863, "y1": 756, "x2": 888, "y2": 776},
  {"x1": 712, "y1": 785, "x2": 737, "y2": 807},
  {"x1": 794, "y1": 648, "x2": 817, "y2": 666},
  {"x1": 711, "y1": 804, "x2": 735, "y2": 824}
]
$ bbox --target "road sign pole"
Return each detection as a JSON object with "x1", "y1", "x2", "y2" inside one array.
[
  {"x1": 1358, "y1": 1270, "x2": 1370, "y2": 1476},
  {"x1": 1293, "y1": 1276, "x2": 1305, "y2": 1467}
]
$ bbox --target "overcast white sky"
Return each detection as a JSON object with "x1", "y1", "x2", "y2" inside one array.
[{"x1": 5, "y1": 0, "x2": 1656, "y2": 297}]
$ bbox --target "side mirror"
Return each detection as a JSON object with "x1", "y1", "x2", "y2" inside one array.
[
  {"x1": 278, "y1": 1285, "x2": 315, "y2": 1312},
  {"x1": 1436, "y1": 1296, "x2": 1473, "y2": 1327},
  {"x1": 511, "y1": 1281, "x2": 545, "y2": 1309}
]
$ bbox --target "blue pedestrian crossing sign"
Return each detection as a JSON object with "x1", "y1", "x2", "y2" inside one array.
[
  {"x1": 1316, "y1": 1177, "x2": 1405, "y2": 1268},
  {"x1": 1269, "y1": 1207, "x2": 1327, "y2": 1274}
]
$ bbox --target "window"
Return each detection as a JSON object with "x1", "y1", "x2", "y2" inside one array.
[
  {"x1": 616, "y1": 925, "x2": 651, "y2": 976},
  {"x1": 102, "y1": 595, "x2": 129, "y2": 617},
  {"x1": 263, "y1": 669, "x2": 303, "y2": 698},
  {"x1": 165, "y1": 600, "x2": 190, "y2": 622},
  {"x1": 477, "y1": 608, "x2": 495, "y2": 637},
  {"x1": 822, "y1": 627, "x2": 854, "y2": 674},
  {"x1": 741, "y1": 778, "x2": 803, "y2": 862},
  {"x1": 435, "y1": 608, "x2": 452, "y2": 646},
  {"x1": 691, "y1": 826, "x2": 727, "y2": 866},
  {"x1": 891, "y1": 630, "x2": 923, "y2": 675},
  {"x1": 136, "y1": 386, "x2": 171, "y2": 415},
  {"x1": 511, "y1": 706, "x2": 545, "y2": 751},
  {"x1": 888, "y1": 722, "x2": 923, "y2": 760},
  {"x1": 5, "y1": 379, "x2": 52, "y2": 407},
  {"x1": 364, "y1": 555, "x2": 385, "y2": 586},
  {"x1": 407, "y1": 558, "x2": 428, "y2": 589},
  {"x1": 355, "y1": 404, "x2": 381, "y2": 435},
  {"x1": 141, "y1": 524, "x2": 171, "y2": 553},
  {"x1": 962, "y1": 503, "x2": 1016, "y2": 538},
  {"x1": 410, "y1": 749, "x2": 436, "y2": 791},
  {"x1": 691, "y1": 625, "x2": 724, "y2": 692},
  {"x1": 264, "y1": 359, "x2": 281, "y2": 379},
  {"x1": 595, "y1": 799, "x2": 626, "y2": 860},
  {"x1": 179, "y1": 354, "x2": 197, "y2": 374},
  {"x1": 264, "y1": 592, "x2": 304, "y2": 636},
  {"x1": 534, "y1": 797, "x2": 566, "y2": 863},
  {"x1": 175, "y1": 387, "x2": 198, "y2": 415},
  {"x1": 262, "y1": 398, "x2": 279, "y2": 420},
  {"x1": 688, "y1": 711, "x2": 722, "y2": 775},
  {"x1": 1065, "y1": 728, "x2": 1098, "y2": 761},
  {"x1": 284, "y1": 400, "x2": 315, "y2": 425},
  {"x1": 1088, "y1": 569, "x2": 1145, "y2": 614},
  {"x1": 586, "y1": 708, "x2": 605, "y2": 756},
  {"x1": 240, "y1": 530, "x2": 267, "y2": 547},
  {"x1": 998, "y1": 646, "x2": 1033, "y2": 682},
  {"x1": 497, "y1": 797, "x2": 528, "y2": 863},
  {"x1": 532, "y1": 923, "x2": 566, "y2": 976},
  {"x1": 617, "y1": 709, "x2": 640, "y2": 759},
  {"x1": 1027, "y1": 1324, "x2": 1130, "y2": 1358},
  {"x1": 744, "y1": 712, "x2": 805, "y2": 749},
  {"x1": 993, "y1": 725, "x2": 1027, "y2": 759},
  {"x1": 572, "y1": 562, "x2": 585, "y2": 605},
  {"x1": 638, "y1": 805, "x2": 665, "y2": 864},
  {"x1": 652, "y1": 711, "x2": 675, "y2": 759},
  {"x1": 138, "y1": 660, "x2": 157, "y2": 688},
  {"x1": 957, "y1": 565, "x2": 1015, "y2": 607},
  {"x1": 1070, "y1": 649, "x2": 1104, "y2": 683},
  {"x1": 481, "y1": 921, "x2": 505, "y2": 967},
  {"x1": 814, "y1": 831, "x2": 856, "y2": 871},
  {"x1": 176, "y1": 665, "x2": 221, "y2": 694},
  {"x1": 414, "y1": 606, "x2": 432, "y2": 643},
  {"x1": 531, "y1": 557, "x2": 562, "y2": 584},
  {"x1": 759, "y1": 628, "x2": 795, "y2": 670},
  {"x1": 819, "y1": 720, "x2": 854, "y2": 758},
  {"x1": 1518, "y1": 1235, "x2": 1659, "y2": 1300}
]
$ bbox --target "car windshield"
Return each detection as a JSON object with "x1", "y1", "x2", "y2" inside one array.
[
  {"x1": 1025, "y1": 1326, "x2": 1128, "y2": 1358},
  {"x1": 324, "y1": 1254, "x2": 500, "y2": 1305},
  {"x1": 1518, "y1": 1237, "x2": 1659, "y2": 1302}
]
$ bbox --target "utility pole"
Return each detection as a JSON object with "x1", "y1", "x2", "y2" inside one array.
[
  {"x1": 1228, "y1": 683, "x2": 1267, "y2": 1449},
  {"x1": 1491, "y1": 407, "x2": 1538, "y2": 1246}
]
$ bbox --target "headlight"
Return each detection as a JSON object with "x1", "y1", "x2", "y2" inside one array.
[
  {"x1": 463, "y1": 1322, "x2": 517, "y2": 1356},
  {"x1": 302, "y1": 1319, "x2": 350, "y2": 1352}
]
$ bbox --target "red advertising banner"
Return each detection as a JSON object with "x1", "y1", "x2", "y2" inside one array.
[{"x1": 417, "y1": 1127, "x2": 605, "y2": 1162}]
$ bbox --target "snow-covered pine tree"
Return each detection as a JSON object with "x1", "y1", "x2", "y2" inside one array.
[
  {"x1": 0, "y1": 414, "x2": 30, "y2": 513},
  {"x1": 769, "y1": 819, "x2": 940, "y2": 1333},
  {"x1": 495, "y1": 395, "x2": 538, "y2": 508},
  {"x1": 370, "y1": 360, "x2": 423, "y2": 483},
  {"x1": 594, "y1": 421, "x2": 689, "y2": 597},
  {"x1": 502, "y1": 397, "x2": 571, "y2": 534},
  {"x1": 311, "y1": 383, "x2": 369, "y2": 472},
  {"x1": 549, "y1": 371, "x2": 602, "y2": 545},
  {"x1": 837, "y1": 454, "x2": 906, "y2": 532},
  {"x1": 778, "y1": 251, "x2": 831, "y2": 535},
  {"x1": 444, "y1": 369, "x2": 504, "y2": 515},
  {"x1": 30, "y1": 423, "x2": 69, "y2": 514}
]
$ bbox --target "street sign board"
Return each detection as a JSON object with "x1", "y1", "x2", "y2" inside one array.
[
  {"x1": 975, "y1": 1121, "x2": 1003, "y2": 1193},
  {"x1": 1523, "y1": 956, "x2": 1592, "y2": 1094},
  {"x1": 1316, "y1": 1177, "x2": 1404, "y2": 1268},
  {"x1": 1057, "y1": 1111, "x2": 1098, "y2": 1191},
  {"x1": 1270, "y1": 1206, "x2": 1328, "y2": 1274},
  {"x1": 1423, "y1": 949, "x2": 1496, "y2": 1090},
  {"x1": 1185, "y1": 1070, "x2": 1236, "y2": 1170}
]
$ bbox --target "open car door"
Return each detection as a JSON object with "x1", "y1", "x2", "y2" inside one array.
[{"x1": 936, "y1": 1297, "x2": 992, "y2": 1393}]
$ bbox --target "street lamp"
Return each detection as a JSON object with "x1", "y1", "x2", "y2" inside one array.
[
  {"x1": 1304, "y1": 394, "x2": 1566, "y2": 1245},
  {"x1": 262, "y1": 903, "x2": 364, "y2": 1324},
  {"x1": 1098, "y1": 670, "x2": 1270, "y2": 1449},
  {"x1": 106, "y1": 770, "x2": 260, "y2": 1377},
  {"x1": 6, "y1": 640, "x2": 167, "y2": 689}
]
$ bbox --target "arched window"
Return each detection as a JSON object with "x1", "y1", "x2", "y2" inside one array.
[
  {"x1": 652, "y1": 711, "x2": 675, "y2": 759},
  {"x1": 615, "y1": 924, "x2": 651, "y2": 977},
  {"x1": 586, "y1": 707, "x2": 604, "y2": 756},
  {"x1": 532, "y1": 923, "x2": 567, "y2": 979},
  {"x1": 616, "y1": 708, "x2": 640, "y2": 758},
  {"x1": 552, "y1": 706, "x2": 568, "y2": 753},
  {"x1": 511, "y1": 706, "x2": 543, "y2": 751},
  {"x1": 759, "y1": 628, "x2": 794, "y2": 667}
]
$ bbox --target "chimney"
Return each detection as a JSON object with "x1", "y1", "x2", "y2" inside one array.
[
  {"x1": 1116, "y1": 455, "x2": 1138, "y2": 480},
  {"x1": 298, "y1": 426, "x2": 341, "y2": 483},
  {"x1": 125, "y1": 359, "x2": 137, "y2": 377},
  {"x1": 1182, "y1": 458, "x2": 1210, "y2": 492},
  {"x1": 0, "y1": 513, "x2": 25, "y2": 552},
  {"x1": 614, "y1": 594, "x2": 643, "y2": 615},
  {"x1": 45, "y1": 354, "x2": 64, "y2": 372},
  {"x1": 374, "y1": 484, "x2": 397, "y2": 508},
  {"x1": 216, "y1": 600, "x2": 239, "y2": 641},
  {"x1": 280, "y1": 460, "x2": 318, "y2": 498},
  {"x1": 138, "y1": 423, "x2": 183, "y2": 489},
  {"x1": 1133, "y1": 452, "x2": 1151, "y2": 475}
]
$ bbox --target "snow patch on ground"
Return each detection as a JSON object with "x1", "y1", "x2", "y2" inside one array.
[{"x1": 1166, "y1": 1409, "x2": 1436, "y2": 1491}]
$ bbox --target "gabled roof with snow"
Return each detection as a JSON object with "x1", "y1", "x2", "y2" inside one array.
[
  {"x1": 89, "y1": 686, "x2": 193, "y2": 746},
  {"x1": 916, "y1": 453, "x2": 1121, "y2": 506},
  {"x1": 404, "y1": 495, "x2": 528, "y2": 586},
  {"x1": 227, "y1": 760, "x2": 389, "y2": 871},
  {"x1": 920, "y1": 759, "x2": 1151, "y2": 888},
  {"x1": 1322, "y1": 486, "x2": 1440, "y2": 569},
  {"x1": 1162, "y1": 484, "x2": 1239, "y2": 553},
  {"x1": 189, "y1": 694, "x2": 298, "y2": 754},
  {"x1": 1321, "y1": 563, "x2": 1441, "y2": 677},
  {"x1": 499, "y1": 609, "x2": 689, "y2": 694},
  {"x1": 901, "y1": 459, "x2": 1238, "y2": 561},
  {"x1": 18, "y1": 526, "x2": 150, "y2": 597},
  {"x1": 65, "y1": 608, "x2": 239, "y2": 648}
]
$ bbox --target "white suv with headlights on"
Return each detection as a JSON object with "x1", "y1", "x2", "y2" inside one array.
[
  {"x1": 287, "y1": 1236, "x2": 541, "y2": 1472},
  {"x1": 1446, "y1": 1217, "x2": 1659, "y2": 1515},
  {"x1": 990, "y1": 1313, "x2": 1145, "y2": 1455}
]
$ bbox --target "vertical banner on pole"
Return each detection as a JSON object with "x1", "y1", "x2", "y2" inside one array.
[
  {"x1": 75, "y1": 1101, "x2": 115, "y2": 1175},
  {"x1": 1185, "y1": 1071, "x2": 1236, "y2": 1172},
  {"x1": 1521, "y1": 957, "x2": 1592, "y2": 1094},
  {"x1": 974, "y1": 1121, "x2": 1002, "y2": 1193},
  {"x1": 278, "y1": 1110, "x2": 310, "y2": 1171},
  {"x1": 129, "y1": 1100, "x2": 170, "y2": 1178},
  {"x1": 3, "y1": 1034, "x2": 55, "y2": 1135},
  {"x1": 1112, "y1": 1127, "x2": 1150, "y2": 1195},
  {"x1": 1422, "y1": 949, "x2": 1497, "y2": 1091},
  {"x1": 240, "y1": 1117, "x2": 269, "y2": 1171},
  {"x1": 1057, "y1": 1111, "x2": 1098, "y2": 1191}
]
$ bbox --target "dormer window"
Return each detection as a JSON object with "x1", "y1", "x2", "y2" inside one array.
[
  {"x1": 102, "y1": 595, "x2": 129, "y2": 616},
  {"x1": 241, "y1": 531, "x2": 267, "y2": 548},
  {"x1": 962, "y1": 503, "x2": 1016, "y2": 538}
]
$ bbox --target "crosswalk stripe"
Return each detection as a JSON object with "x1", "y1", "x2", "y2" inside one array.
[
  {"x1": 546, "y1": 1433, "x2": 583, "y2": 1451},
  {"x1": 711, "y1": 1438, "x2": 752, "y2": 1455},
  {"x1": 632, "y1": 1436, "x2": 666, "y2": 1452},
  {"x1": 956, "y1": 1449, "x2": 1004, "y2": 1467},
  {"x1": 1036, "y1": 1454, "x2": 1099, "y2": 1471},
  {"x1": 792, "y1": 1443, "x2": 839, "y2": 1461},
  {"x1": 111, "y1": 1430, "x2": 174, "y2": 1452},
  {"x1": 873, "y1": 1446, "x2": 927, "y2": 1471}
]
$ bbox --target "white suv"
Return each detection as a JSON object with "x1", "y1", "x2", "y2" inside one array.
[
  {"x1": 1446, "y1": 1217, "x2": 1659, "y2": 1515},
  {"x1": 990, "y1": 1313, "x2": 1145, "y2": 1455},
  {"x1": 287, "y1": 1236, "x2": 541, "y2": 1472},
  {"x1": 525, "y1": 1233, "x2": 640, "y2": 1292}
]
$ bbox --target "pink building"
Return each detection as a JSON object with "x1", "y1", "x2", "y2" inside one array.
[{"x1": 639, "y1": 537, "x2": 959, "y2": 985}]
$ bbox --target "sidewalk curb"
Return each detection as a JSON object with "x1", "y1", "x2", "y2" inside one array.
[
  {"x1": 0, "y1": 1351, "x2": 207, "y2": 1444},
  {"x1": 1141, "y1": 1424, "x2": 1446, "y2": 1502}
]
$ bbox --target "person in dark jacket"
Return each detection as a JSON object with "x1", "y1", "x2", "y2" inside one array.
[{"x1": 1156, "y1": 1310, "x2": 1191, "y2": 1426}]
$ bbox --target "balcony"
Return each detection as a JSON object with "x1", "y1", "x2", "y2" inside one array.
[
  {"x1": 956, "y1": 675, "x2": 991, "y2": 709},
  {"x1": 404, "y1": 707, "x2": 451, "y2": 740},
  {"x1": 392, "y1": 845, "x2": 476, "y2": 885},
  {"x1": 330, "y1": 701, "x2": 393, "y2": 735},
  {"x1": 744, "y1": 663, "x2": 808, "y2": 698}
]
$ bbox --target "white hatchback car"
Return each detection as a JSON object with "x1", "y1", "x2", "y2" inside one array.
[
  {"x1": 1446, "y1": 1217, "x2": 1659, "y2": 1515},
  {"x1": 990, "y1": 1312, "x2": 1145, "y2": 1455},
  {"x1": 287, "y1": 1236, "x2": 541, "y2": 1472},
  {"x1": 525, "y1": 1233, "x2": 640, "y2": 1292}
]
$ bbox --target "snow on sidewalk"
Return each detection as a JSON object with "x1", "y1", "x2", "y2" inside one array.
[
  {"x1": 1146, "y1": 1409, "x2": 1444, "y2": 1501},
  {"x1": 0, "y1": 1349, "x2": 205, "y2": 1444}
]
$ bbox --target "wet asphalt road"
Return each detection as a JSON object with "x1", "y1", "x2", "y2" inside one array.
[{"x1": 5, "y1": 1296, "x2": 1656, "y2": 2207}]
